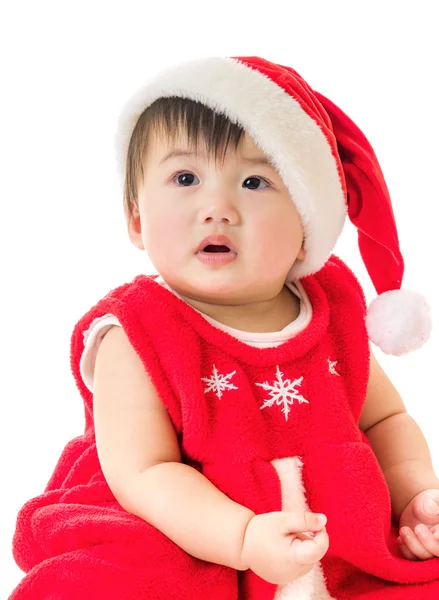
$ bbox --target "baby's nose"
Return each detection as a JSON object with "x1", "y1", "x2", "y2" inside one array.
[{"x1": 199, "y1": 198, "x2": 240, "y2": 225}]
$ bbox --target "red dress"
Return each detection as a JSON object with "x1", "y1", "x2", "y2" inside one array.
[{"x1": 10, "y1": 256, "x2": 439, "y2": 599}]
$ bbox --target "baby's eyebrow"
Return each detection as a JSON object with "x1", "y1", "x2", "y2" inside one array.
[{"x1": 159, "y1": 149, "x2": 274, "y2": 167}]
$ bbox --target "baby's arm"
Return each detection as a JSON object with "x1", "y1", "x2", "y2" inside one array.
[
  {"x1": 93, "y1": 326, "x2": 253, "y2": 570},
  {"x1": 93, "y1": 326, "x2": 328, "y2": 582},
  {"x1": 359, "y1": 350, "x2": 439, "y2": 521}
]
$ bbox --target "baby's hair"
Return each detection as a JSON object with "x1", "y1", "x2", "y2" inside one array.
[{"x1": 124, "y1": 97, "x2": 245, "y2": 220}]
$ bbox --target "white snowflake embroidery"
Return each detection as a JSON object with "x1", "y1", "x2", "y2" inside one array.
[
  {"x1": 201, "y1": 364, "x2": 238, "y2": 399},
  {"x1": 328, "y1": 358, "x2": 340, "y2": 376},
  {"x1": 255, "y1": 365, "x2": 308, "y2": 421}
]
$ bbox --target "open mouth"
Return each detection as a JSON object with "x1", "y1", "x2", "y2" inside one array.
[
  {"x1": 196, "y1": 240, "x2": 237, "y2": 265},
  {"x1": 203, "y1": 245, "x2": 231, "y2": 253}
]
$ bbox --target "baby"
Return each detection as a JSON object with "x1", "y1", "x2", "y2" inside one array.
[{"x1": 10, "y1": 56, "x2": 439, "y2": 600}]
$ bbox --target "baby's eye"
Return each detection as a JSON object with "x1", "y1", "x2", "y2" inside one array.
[
  {"x1": 243, "y1": 176, "x2": 270, "y2": 190},
  {"x1": 172, "y1": 172, "x2": 200, "y2": 187},
  {"x1": 171, "y1": 172, "x2": 270, "y2": 190}
]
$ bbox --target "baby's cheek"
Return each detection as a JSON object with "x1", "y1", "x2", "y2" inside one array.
[
  {"x1": 254, "y1": 219, "x2": 300, "y2": 272},
  {"x1": 145, "y1": 212, "x2": 186, "y2": 254}
]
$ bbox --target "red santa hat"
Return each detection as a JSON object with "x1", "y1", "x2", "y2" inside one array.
[{"x1": 115, "y1": 55, "x2": 432, "y2": 356}]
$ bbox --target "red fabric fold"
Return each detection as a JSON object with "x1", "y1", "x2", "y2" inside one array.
[{"x1": 11, "y1": 441, "x2": 237, "y2": 599}]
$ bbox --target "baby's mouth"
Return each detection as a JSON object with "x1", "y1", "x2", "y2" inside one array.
[
  {"x1": 203, "y1": 245, "x2": 231, "y2": 253},
  {"x1": 195, "y1": 237, "x2": 237, "y2": 266},
  {"x1": 196, "y1": 235, "x2": 237, "y2": 255}
]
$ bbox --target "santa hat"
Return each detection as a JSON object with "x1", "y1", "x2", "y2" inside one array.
[{"x1": 115, "y1": 55, "x2": 432, "y2": 356}]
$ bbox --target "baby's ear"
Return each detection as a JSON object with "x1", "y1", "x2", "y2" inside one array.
[
  {"x1": 296, "y1": 242, "x2": 306, "y2": 261},
  {"x1": 126, "y1": 203, "x2": 145, "y2": 250}
]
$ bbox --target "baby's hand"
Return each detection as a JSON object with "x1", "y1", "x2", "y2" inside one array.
[
  {"x1": 398, "y1": 489, "x2": 439, "y2": 560},
  {"x1": 240, "y1": 511, "x2": 329, "y2": 584}
]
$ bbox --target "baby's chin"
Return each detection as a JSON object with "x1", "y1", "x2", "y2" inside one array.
[
  {"x1": 167, "y1": 280, "x2": 245, "y2": 305},
  {"x1": 161, "y1": 273, "x2": 283, "y2": 307}
]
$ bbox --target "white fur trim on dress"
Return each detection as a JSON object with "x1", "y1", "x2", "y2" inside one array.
[
  {"x1": 271, "y1": 457, "x2": 335, "y2": 599},
  {"x1": 114, "y1": 57, "x2": 347, "y2": 278}
]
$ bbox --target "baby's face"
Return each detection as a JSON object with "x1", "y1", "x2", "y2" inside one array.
[{"x1": 128, "y1": 129, "x2": 305, "y2": 304}]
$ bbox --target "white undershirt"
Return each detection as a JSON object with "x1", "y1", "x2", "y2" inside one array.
[{"x1": 79, "y1": 276, "x2": 313, "y2": 393}]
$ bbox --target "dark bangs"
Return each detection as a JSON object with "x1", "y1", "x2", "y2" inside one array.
[{"x1": 124, "y1": 97, "x2": 245, "y2": 218}]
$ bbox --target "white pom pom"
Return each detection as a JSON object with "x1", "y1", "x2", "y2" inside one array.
[{"x1": 366, "y1": 289, "x2": 432, "y2": 356}]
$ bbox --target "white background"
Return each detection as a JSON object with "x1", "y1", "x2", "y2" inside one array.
[{"x1": 1, "y1": 1, "x2": 438, "y2": 597}]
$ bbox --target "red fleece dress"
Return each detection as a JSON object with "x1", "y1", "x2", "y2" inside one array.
[{"x1": 10, "y1": 256, "x2": 439, "y2": 599}]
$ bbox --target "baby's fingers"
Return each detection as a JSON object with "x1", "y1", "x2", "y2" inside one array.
[
  {"x1": 397, "y1": 537, "x2": 418, "y2": 561},
  {"x1": 399, "y1": 526, "x2": 435, "y2": 560},
  {"x1": 291, "y1": 528, "x2": 329, "y2": 565},
  {"x1": 414, "y1": 525, "x2": 439, "y2": 558}
]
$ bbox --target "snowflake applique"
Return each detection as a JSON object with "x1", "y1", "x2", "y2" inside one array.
[
  {"x1": 328, "y1": 358, "x2": 340, "y2": 376},
  {"x1": 255, "y1": 365, "x2": 308, "y2": 421},
  {"x1": 201, "y1": 364, "x2": 238, "y2": 399}
]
